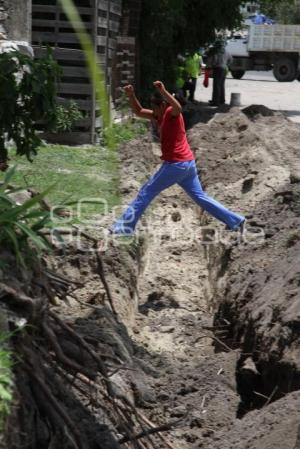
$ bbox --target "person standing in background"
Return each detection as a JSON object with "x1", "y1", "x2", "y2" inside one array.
[
  {"x1": 183, "y1": 52, "x2": 202, "y2": 102},
  {"x1": 207, "y1": 40, "x2": 232, "y2": 106},
  {"x1": 174, "y1": 54, "x2": 188, "y2": 105}
]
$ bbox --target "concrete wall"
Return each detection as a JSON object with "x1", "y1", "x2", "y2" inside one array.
[
  {"x1": 0, "y1": 0, "x2": 8, "y2": 37},
  {"x1": 0, "y1": 0, "x2": 31, "y2": 41},
  {"x1": 112, "y1": 0, "x2": 141, "y2": 102}
]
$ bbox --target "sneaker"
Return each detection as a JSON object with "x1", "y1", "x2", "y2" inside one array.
[
  {"x1": 110, "y1": 225, "x2": 135, "y2": 236},
  {"x1": 224, "y1": 219, "x2": 246, "y2": 234}
]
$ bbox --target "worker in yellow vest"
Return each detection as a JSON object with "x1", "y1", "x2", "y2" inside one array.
[
  {"x1": 174, "y1": 55, "x2": 188, "y2": 105},
  {"x1": 183, "y1": 52, "x2": 202, "y2": 102}
]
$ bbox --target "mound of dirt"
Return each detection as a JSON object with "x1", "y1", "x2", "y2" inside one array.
[
  {"x1": 242, "y1": 104, "x2": 278, "y2": 119},
  {"x1": 188, "y1": 107, "x2": 300, "y2": 446},
  {"x1": 97, "y1": 105, "x2": 300, "y2": 448},
  {"x1": 205, "y1": 391, "x2": 300, "y2": 449}
]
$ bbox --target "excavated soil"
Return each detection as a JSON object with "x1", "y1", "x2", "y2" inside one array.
[
  {"x1": 112, "y1": 104, "x2": 300, "y2": 448},
  {"x1": 6, "y1": 104, "x2": 299, "y2": 449}
]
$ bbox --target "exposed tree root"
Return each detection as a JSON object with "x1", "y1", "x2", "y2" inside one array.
[
  {"x1": 71, "y1": 226, "x2": 117, "y2": 316},
  {"x1": 0, "y1": 282, "x2": 35, "y2": 307},
  {"x1": 1, "y1": 249, "x2": 182, "y2": 449},
  {"x1": 21, "y1": 346, "x2": 85, "y2": 449},
  {"x1": 41, "y1": 320, "x2": 96, "y2": 379}
]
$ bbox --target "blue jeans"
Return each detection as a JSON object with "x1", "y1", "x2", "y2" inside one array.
[{"x1": 111, "y1": 160, "x2": 244, "y2": 234}]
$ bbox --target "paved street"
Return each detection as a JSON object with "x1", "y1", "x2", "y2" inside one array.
[{"x1": 195, "y1": 70, "x2": 300, "y2": 123}]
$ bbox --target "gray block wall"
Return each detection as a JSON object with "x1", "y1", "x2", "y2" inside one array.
[{"x1": 0, "y1": 0, "x2": 31, "y2": 41}]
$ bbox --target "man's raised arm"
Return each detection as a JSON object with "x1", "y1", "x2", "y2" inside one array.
[{"x1": 124, "y1": 85, "x2": 154, "y2": 120}]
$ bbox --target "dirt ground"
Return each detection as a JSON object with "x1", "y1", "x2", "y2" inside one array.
[
  {"x1": 137, "y1": 106, "x2": 300, "y2": 448},
  {"x1": 5, "y1": 101, "x2": 299, "y2": 449},
  {"x1": 45, "y1": 101, "x2": 299, "y2": 449},
  {"x1": 196, "y1": 70, "x2": 300, "y2": 123}
]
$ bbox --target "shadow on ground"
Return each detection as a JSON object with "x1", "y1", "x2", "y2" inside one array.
[{"x1": 183, "y1": 101, "x2": 231, "y2": 129}]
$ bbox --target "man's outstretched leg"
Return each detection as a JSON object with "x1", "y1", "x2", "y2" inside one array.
[
  {"x1": 111, "y1": 162, "x2": 192, "y2": 234},
  {"x1": 178, "y1": 161, "x2": 245, "y2": 230}
]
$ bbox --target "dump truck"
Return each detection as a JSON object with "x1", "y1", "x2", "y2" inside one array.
[{"x1": 227, "y1": 24, "x2": 300, "y2": 81}]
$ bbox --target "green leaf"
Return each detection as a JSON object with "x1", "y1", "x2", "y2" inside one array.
[
  {"x1": 0, "y1": 184, "x2": 54, "y2": 223},
  {"x1": 31, "y1": 215, "x2": 52, "y2": 232},
  {"x1": 0, "y1": 193, "x2": 16, "y2": 207},
  {"x1": 0, "y1": 49, "x2": 61, "y2": 162},
  {"x1": 15, "y1": 222, "x2": 49, "y2": 251},
  {"x1": 0, "y1": 384, "x2": 12, "y2": 402},
  {"x1": 3, "y1": 165, "x2": 17, "y2": 188},
  {"x1": 23, "y1": 210, "x2": 50, "y2": 220},
  {"x1": 2, "y1": 227, "x2": 24, "y2": 266}
]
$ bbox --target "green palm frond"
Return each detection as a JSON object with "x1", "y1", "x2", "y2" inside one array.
[{"x1": 0, "y1": 169, "x2": 57, "y2": 266}]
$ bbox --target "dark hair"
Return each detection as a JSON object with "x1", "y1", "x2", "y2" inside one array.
[
  {"x1": 150, "y1": 91, "x2": 165, "y2": 107},
  {"x1": 214, "y1": 39, "x2": 225, "y2": 51}
]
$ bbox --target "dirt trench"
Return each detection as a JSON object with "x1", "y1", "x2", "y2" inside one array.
[
  {"x1": 53, "y1": 105, "x2": 300, "y2": 449},
  {"x1": 5, "y1": 104, "x2": 299, "y2": 449},
  {"x1": 104, "y1": 105, "x2": 300, "y2": 449}
]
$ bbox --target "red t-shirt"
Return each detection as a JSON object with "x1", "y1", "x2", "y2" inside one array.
[{"x1": 158, "y1": 106, "x2": 194, "y2": 162}]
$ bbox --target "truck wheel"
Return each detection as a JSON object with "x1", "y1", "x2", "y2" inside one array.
[
  {"x1": 231, "y1": 70, "x2": 245, "y2": 79},
  {"x1": 273, "y1": 57, "x2": 297, "y2": 82}
]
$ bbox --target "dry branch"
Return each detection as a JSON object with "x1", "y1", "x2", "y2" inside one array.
[
  {"x1": 67, "y1": 292, "x2": 105, "y2": 312},
  {"x1": 0, "y1": 282, "x2": 34, "y2": 306},
  {"x1": 137, "y1": 411, "x2": 180, "y2": 449},
  {"x1": 73, "y1": 373, "x2": 155, "y2": 449},
  {"x1": 195, "y1": 334, "x2": 233, "y2": 352},
  {"x1": 264, "y1": 385, "x2": 279, "y2": 407},
  {"x1": 22, "y1": 348, "x2": 86, "y2": 449},
  {"x1": 49, "y1": 311, "x2": 110, "y2": 382},
  {"x1": 45, "y1": 269, "x2": 84, "y2": 288},
  {"x1": 118, "y1": 417, "x2": 182, "y2": 444},
  {"x1": 72, "y1": 225, "x2": 117, "y2": 316},
  {"x1": 42, "y1": 321, "x2": 95, "y2": 379}
]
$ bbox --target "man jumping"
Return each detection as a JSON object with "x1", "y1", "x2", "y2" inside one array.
[{"x1": 111, "y1": 81, "x2": 245, "y2": 235}]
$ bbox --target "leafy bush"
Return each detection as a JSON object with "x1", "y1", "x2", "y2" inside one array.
[
  {"x1": 0, "y1": 49, "x2": 61, "y2": 170},
  {"x1": 0, "y1": 167, "x2": 54, "y2": 267},
  {"x1": 259, "y1": 0, "x2": 300, "y2": 24},
  {"x1": 111, "y1": 119, "x2": 148, "y2": 146},
  {"x1": 52, "y1": 100, "x2": 84, "y2": 133}
]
